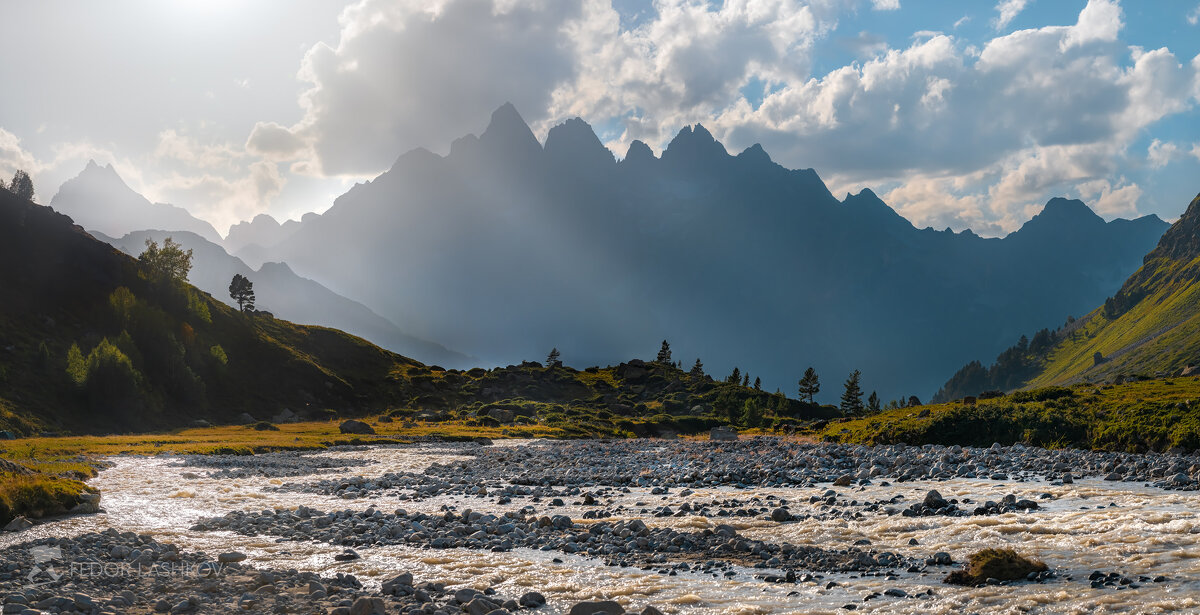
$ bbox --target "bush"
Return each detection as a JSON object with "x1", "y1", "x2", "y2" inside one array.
[
  {"x1": 0, "y1": 474, "x2": 94, "y2": 525},
  {"x1": 1011, "y1": 386, "x2": 1074, "y2": 403}
]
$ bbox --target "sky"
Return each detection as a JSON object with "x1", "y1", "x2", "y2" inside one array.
[{"x1": 1, "y1": 0, "x2": 1199, "y2": 237}]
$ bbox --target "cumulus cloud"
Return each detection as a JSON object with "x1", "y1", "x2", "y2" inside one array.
[
  {"x1": 993, "y1": 0, "x2": 1030, "y2": 30},
  {"x1": 256, "y1": 0, "x2": 589, "y2": 175},
  {"x1": 1189, "y1": 3, "x2": 1200, "y2": 25},
  {"x1": 871, "y1": 0, "x2": 900, "y2": 11},
  {"x1": 150, "y1": 160, "x2": 285, "y2": 232},
  {"x1": 247, "y1": 0, "x2": 1199, "y2": 235},
  {"x1": 1147, "y1": 139, "x2": 1182, "y2": 167}
]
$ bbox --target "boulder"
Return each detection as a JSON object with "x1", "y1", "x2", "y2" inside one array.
[
  {"x1": 339, "y1": 420, "x2": 375, "y2": 435},
  {"x1": 923, "y1": 490, "x2": 949, "y2": 509},
  {"x1": 486, "y1": 407, "x2": 514, "y2": 424},
  {"x1": 770, "y1": 507, "x2": 792, "y2": 522},
  {"x1": 832, "y1": 474, "x2": 854, "y2": 487},
  {"x1": 0, "y1": 458, "x2": 34, "y2": 475},
  {"x1": 944, "y1": 548, "x2": 1047, "y2": 585},
  {"x1": 568, "y1": 601, "x2": 624, "y2": 615},
  {"x1": 710, "y1": 426, "x2": 738, "y2": 441},
  {"x1": 519, "y1": 592, "x2": 546, "y2": 608},
  {"x1": 217, "y1": 552, "x2": 246, "y2": 563},
  {"x1": 3, "y1": 516, "x2": 33, "y2": 532},
  {"x1": 349, "y1": 597, "x2": 386, "y2": 615},
  {"x1": 236, "y1": 413, "x2": 257, "y2": 424},
  {"x1": 70, "y1": 491, "x2": 102, "y2": 514},
  {"x1": 272, "y1": 408, "x2": 299, "y2": 423}
]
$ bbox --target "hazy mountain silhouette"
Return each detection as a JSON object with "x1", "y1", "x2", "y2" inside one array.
[
  {"x1": 92, "y1": 229, "x2": 471, "y2": 369},
  {"x1": 223, "y1": 213, "x2": 305, "y2": 259},
  {"x1": 236, "y1": 104, "x2": 1164, "y2": 401},
  {"x1": 50, "y1": 160, "x2": 222, "y2": 243}
]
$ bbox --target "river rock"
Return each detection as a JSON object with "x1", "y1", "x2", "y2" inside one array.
[
  {"x1": 2, "y1": 516, "x2": 32, "y2": 532},
  {"x1": 349, "y1": 597, "x2": 386, "y2": 615},
  {"x1": 519, "y1": 592, "x2": 546, "y2": 607},
  {"x1": 568, "y1": 601, "x2": 624, "y2": 615},
  {"x1": 923, "y1": 490, "x2": 948, "y2": 509},
  {"x1": 218, "y1": 552, "x2": 247, "y2": 563},
  {"x1": 339, "y1": 420, "x2": 376, "y2": 435}
]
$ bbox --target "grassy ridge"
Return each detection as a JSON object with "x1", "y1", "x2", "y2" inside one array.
[
  {"x1": 820, "y1": 377, "x2": 1200, "y2": 453},
  {"x1": 1024, "y1": 193, "x2": 1200, "y2": 387}
]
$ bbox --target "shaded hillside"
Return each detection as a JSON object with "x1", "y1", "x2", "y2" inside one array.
[
  {"x1": 94, "y1": 229, "x2": 471, "y2": 369},
  {"x1": 255, "y1": 104, "x2": 1166, "y2": 400},
  {"x1": 49, "y1": 161, "x2": 222, "y2": 243},
  {"x1": 0, "y1": 187, "x2": 421, "y2": 434}
]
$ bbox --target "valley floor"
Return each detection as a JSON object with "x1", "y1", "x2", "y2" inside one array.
[{"x1": 2, "y1": 437, "x2": 1199, "y2": 614}]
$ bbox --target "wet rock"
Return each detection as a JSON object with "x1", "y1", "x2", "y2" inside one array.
[
  {"x1": 568, "y1": 600, "x2": 624, "y2": 615},
  {"x1": 770, "y1": 507, "x2": 792, "y2": 522},
  {"x1": 519, "y1": 592, "x2": 546, "y2": 608},
  {"x1": 923, "y1": 490, "x2": 948, "y2": 509},
  {"x1": 2, "y1": 517, "x2": 32, "y2": 532},
  {"x1": 218, "y1": 552, "x2": 247, "y2": 563},
  {"x1": 349, "y1": 597, "x2": 386, "y2": 615}
]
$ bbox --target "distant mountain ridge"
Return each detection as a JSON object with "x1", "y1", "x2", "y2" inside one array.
[
  {"x1": 93, "y1": 229, "x2": 471, "y2": 370},
  {"x1": 50, "y1": 160, "x2": 222, "y2": 244},
  {"x1": 242, "y1": 103, "x2": 1168, "y2": 400}
]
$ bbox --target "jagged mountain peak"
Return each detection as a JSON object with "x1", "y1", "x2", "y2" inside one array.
[
  {"x1": 543, "y1": 117, "x2": 614, "y2": 168},
  {"x1": 480, "y1": 102, "x2": 541, "y2": 154},
  {"x1": 737, "y1": 143, "x2": 772, "y2": 164},
  {"x1": 1146, "y1": 192, "x2": 1200, "y2": 262},
  {"x1": 622, "y1": 140, "x2": 656, "y2": 164},
  {"x1": 662, "y1": 123, "x2": 728, "y2": 164}
]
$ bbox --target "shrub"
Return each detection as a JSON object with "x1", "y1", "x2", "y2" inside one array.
[{"x1": 1011, "y1": 386, "x2": 1074, "y2": 403}]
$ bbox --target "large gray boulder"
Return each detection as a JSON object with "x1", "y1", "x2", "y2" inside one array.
[
  {"x1": 710, "y1": 426, "x2": 738, "y2": 441},
  {"x1": 339, "y1": 420, "x2": 375, "y2": 435}
]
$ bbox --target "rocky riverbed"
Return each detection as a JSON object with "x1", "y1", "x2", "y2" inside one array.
[{"x1": 3, "y1": 438, "x2": 1200, "y2": 613}]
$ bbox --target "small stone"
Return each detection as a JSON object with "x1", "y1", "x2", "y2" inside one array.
[{"x1": 218, "y1": 551, "x2": 247, "y2": 563}]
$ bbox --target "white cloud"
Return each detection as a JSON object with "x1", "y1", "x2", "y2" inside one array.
[
  {"x1": 1192, "y1": 143, "x2": 1200, "y2": 161},
  {"x1": 1147, "y1": 139, "x2": 1182, "y2": 167},
  {"x1": 871, "y1": 0, "x2": 900, "y2": 11},
  {"x1": 993, "y1": 0, "x2": 1030, "y2": 31},
  {"x1": 150, "y1": 160, "x2": 285, "y2": 233},
  {"x1": 236, "y1": 0, "x2": 1199, "y2": 234},
  {"x1": 1189, "y1": 3, "x2": 1200, "y2": 25},
  {"x1": 1076, "y1": 177, "x2": 1142, "y2": 217}
]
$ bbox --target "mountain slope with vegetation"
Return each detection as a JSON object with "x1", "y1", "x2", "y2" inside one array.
[
  {"x1": 934, "y1": 193, "x2": 1200, "y2": 401},
  {"x1": 0, "y1": 186, "x2": 423, "y2": 435}
]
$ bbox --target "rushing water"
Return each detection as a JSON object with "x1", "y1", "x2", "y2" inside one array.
[{"x1": 4, "y1": 441, "x2": 1200, "y2": 614}]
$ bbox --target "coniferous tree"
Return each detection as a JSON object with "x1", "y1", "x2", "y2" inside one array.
[
  {"x1": 753, "y1": 376, "x2": 761, "y2": 390},
  {"x1": 840, "y1": 370, "x2": 864, "y2": 414},
  {"x1": 228, "y1": 274, "x2": 255, "y2": 313},
  {"x1": 656, "y1": 340, "x2": 672, "y2": 364},
  {"x1": 8, "y1": 170, "x2": 33, "y2": 202},
  {"x1": 741, "y1": 397, "x2": 763, "y2": 428},
  {"x1": 690, "y1": 358, "x2": 704, "y2": 377},
  {"x1": 546, "y1": 347, "x2": 561, "y2": 367},
  {"x1": 728, "y1": 367, "x2": 741, "y2": 384},
  {"x1": 742, "y1": 373, "x2": 749, "y2": 387},
  {"x1": 867, "y1": 391, "x2": 880, "y2": 414},
  {"x1": 798, "y1": 367, "x2": 820, "y2": 403}
]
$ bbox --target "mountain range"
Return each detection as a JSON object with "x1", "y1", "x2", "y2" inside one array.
[{"x1": 238, "y1": 103, "x2": 1168, "y2": 400}]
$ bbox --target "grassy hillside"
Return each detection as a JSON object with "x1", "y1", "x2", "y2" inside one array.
[
  {"x1": 934, "y1": 193, "x2": 1200, "y2": 399},
  {"x1": 821, "y1": 378, "x2": 1200, "y2": 453},
  {"x1": 1029, "y1": 193, "x2": 1200, "y2": 386}
]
